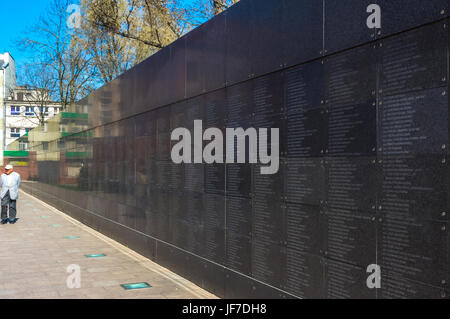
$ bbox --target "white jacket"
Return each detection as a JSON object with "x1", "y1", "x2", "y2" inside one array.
[{"x1": 0, "y1": 172, "x2": 21, "y2": 200}]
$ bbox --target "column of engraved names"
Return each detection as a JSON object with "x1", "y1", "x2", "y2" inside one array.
[
  {"x1": 251, "y1": 73, "x2": 286, "y2": 286},
  {"x1": 225, "y1": 83, "x2": 252, "y2": 275},
  {"x1": 284, "y1": 61, "x2": 327, "y2": 297}
]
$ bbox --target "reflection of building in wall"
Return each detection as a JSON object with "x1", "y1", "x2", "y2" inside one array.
[
  {"x1": 7, "y1": 0, "x2": 450, "y2": 300},
  {"x1": 5, "y1": 85, "x2": 62, "y2": 150},
  {"x1": 7, "y1": 103, "x2": 90, "y2": 183},
  {"x1": 0, "y1": 52, "x2": 17, "y2": 164},
  {"x1": 57, "y1": 106, "x2": 91, "y2": 185},
  {"x1": 3, "y1": 150, "x2": 38, "y2": 181}
]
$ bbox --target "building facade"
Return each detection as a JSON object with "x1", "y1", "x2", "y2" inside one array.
[
  {"x1": 4, "y1": 85, "x2": 61, "y2": 150},
  {"x1": 0, "y1": 52, "x2": 17, "y2": 164},
  {"x1": 0, "y1": 52, "x2": 62, "y2": 167}
]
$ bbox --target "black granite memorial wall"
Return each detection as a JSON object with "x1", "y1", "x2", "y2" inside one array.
[{"x1": 17, "y1": 0, "x2": 450, "y2": 298}]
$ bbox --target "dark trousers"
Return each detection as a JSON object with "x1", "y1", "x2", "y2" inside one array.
[{"x1": 1, "y1": 191, "x2": 16, "y2": 221}]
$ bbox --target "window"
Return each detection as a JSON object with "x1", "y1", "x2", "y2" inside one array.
[
  {"x1": 40, "y1": 107, "x2": 49, "y2": 116},
  {"x1": 10, "y1": 106, "x2": 20, "y2": 116},
  {"x1": 25, "y1": 107, "x2": 34, "y2": 116},
  {"x1": 19, "y1": 142, "x2": 28, "y2": 151},
  {"x1": 10, "y1": 128, "x2": 20, "y2": 138},
  {"x1": 16, "y1": 93, "x2": 23, "y2": 101},
  {"x1": 42, "y1": 142, "x2": 49, "y2": 151}
]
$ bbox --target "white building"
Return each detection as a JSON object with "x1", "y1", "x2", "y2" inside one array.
[
  {"x1": 0, "y1": 52, "x2": 17, "y2": 164},
  {"x1": 5, "y1": 85, "x2": 62, "y2": 150},
  {"x1": 0, "y1": 52, "x2": 62, "y2": 158}
]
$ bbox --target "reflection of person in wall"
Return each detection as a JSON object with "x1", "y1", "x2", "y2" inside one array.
[{"x1": 0, "y1": 165, "x2": 21, "y2": 225}]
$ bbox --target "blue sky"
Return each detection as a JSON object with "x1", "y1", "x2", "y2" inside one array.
[
  {"x1": 0, "y1": 0, "x2": 202, "y2": 72},
  {"x1": 0, "y1": 0, "x2": 58, "y2": 68},
  {"x1": 0, "y1": 0, "x2": 210, "y2": 86}
]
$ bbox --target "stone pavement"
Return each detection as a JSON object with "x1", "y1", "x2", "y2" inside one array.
[{"x1": 0, "y1": 190, "x2": 217, "y2": 299}]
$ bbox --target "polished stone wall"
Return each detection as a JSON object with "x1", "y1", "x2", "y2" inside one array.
[{"x1": 17, "y1": 0, "x2": 450, "y2": 298}]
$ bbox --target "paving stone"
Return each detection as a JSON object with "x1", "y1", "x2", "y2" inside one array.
[{"x1": 0, "y1": 191, "x2": 217, "y2": 299}]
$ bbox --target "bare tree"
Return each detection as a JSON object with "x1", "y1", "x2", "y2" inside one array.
[
  {"x1": 19, "y1": 0, "x2": 96, "y2": 109},
  {"x1": 75, "y1": 0, "x2": 155, "y2": 83},
  {"x1": 81, "y1": 0, "x2": 239, "y2": 51},
  {"x1": 184, "y1": 0, "x2": 239, "y2": 26},
  {"x1": 210, "y1": 0, "x2": 239, "y2": 15},
  {"x1": 20, "y1": 0, "x2": 240, "y2": 95},
  {"x1": 77, "y1": 27, "x2": 135, "y2": 83},
  {"x1": 17, "y1": 63, "x2": 58, "y2": 127},
  {"x1": 83, "y1": 0, "x2": 185, "y2": 50},
  {"x1": 75, "y1": 0, "x2": 239, "y2": 84}
]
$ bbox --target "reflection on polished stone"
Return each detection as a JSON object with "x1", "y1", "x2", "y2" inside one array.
[{"x1": 8, "y1": 0, "x2": 450, "y2": 299}]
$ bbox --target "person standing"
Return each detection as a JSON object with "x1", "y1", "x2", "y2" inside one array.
[{"x1": 1, "y1": 165, "x2": 21, "y2": 224}]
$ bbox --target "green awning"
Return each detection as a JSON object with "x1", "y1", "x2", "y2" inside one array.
[
  {"x1": 3, "y1": 151, "x2": 29, "y2": 157},
  {"x1": 61, "y1": 112, "x2": 89, "y2": 119},
  {"x1": 65, "y1": 152, "x2": 88, "y2": 158},
  {"x1": 62, "y1": 131, "x2": 93, "y2": 138}
]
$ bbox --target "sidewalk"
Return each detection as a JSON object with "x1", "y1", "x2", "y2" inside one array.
[{"x1": 0, "y1": 190, "x2": 217, "y2": 299}]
